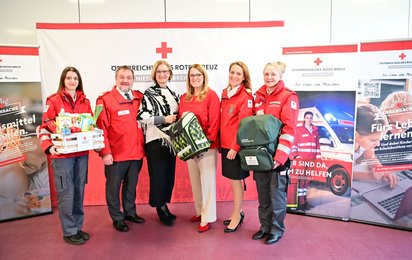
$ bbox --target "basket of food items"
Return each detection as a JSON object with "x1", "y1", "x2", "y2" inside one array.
[{"x1": 50, "y1": 105, "x2": 104, "y2": 154}]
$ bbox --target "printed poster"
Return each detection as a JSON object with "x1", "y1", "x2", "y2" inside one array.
[
  {"x1": 282, "y1": 45, "x2": 357, "y2": 219},
  {"x1": 0, "y1": 46, "x2": 51, "y2": 221},
  {"x1": 351, "y1": 40, "x2": 412, "y2": 230}
]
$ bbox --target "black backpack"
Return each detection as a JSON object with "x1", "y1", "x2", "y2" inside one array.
[{"x1": 237, "y1": 114, "x2": 282, "y2": 171}]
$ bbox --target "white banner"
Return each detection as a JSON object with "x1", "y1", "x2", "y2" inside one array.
[
  {"x1": 282, "y1": 44, "x2": 358, "y2": 91},
  {"x1": 35, "y1": 21, "x2": 284, "y2": 205},
  {"x1": 37, "y1": 22, "x2": 284, "y2": 107}
]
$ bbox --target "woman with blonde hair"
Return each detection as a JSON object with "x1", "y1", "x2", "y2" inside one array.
[
  {"x1": 220, "y1": 61, "x2": 254, "y2": 233},
  {"x1": 138, "y1": 60, "x2": 179, "y2": 226},
  {"x1": 252, "y1": 61, "x2": 299, "y2": 245},
  {"x1": 178, "y1": 64, "x2": 220, "y2": 233}
]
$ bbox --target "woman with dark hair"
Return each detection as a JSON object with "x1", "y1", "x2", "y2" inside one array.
[
  {"x1": 137, "y1": 60, "x2": 179, "y2": 226},
  {"x1": 38, "y1": 66, "x2": 92, "y2": 245},
  {"x1": 220, "y1": 61, "x2": 254, "y2": 233},
  {"x1": 178, "y1": 64, "x2": 220, "y2": 233}
]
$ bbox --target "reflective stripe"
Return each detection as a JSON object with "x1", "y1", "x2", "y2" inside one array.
[
  {"x1": 40, "y1": 136, "x2": 51, "y2": 141},
  {"x1": 298, "y1": 142, "x2": 318, "y2": 147},
  {"x1": 297, "y1": 148, "x2": 321, "y2": 153},
  {"x1": 277, "y1": 143, "x2": 290, "y2": 155},
  {"x1": 279, "y1": 134, "x2": 294, "y2": 143},
  {"x1": 39, "y1": 129, "x2": 51, "y2": 134}
]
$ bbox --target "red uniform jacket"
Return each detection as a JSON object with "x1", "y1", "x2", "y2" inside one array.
[
  {"x1": 291, "y1": 124, "x2": 321, "y2": 160},
  {"x1": 220, "y1": 85, "x2": 254, "y2": 152},
  {"x1": 254, "y1": 80, "x2": 299, "y2": 165},
  {"x1": 178, "y1": 88, "x2": 220, "y2": 149},
  {"x1": 39, "y1": 90, "x2": 92, "y2": 159},
  {"x1": 96, "y1": 86, "x2": 145, "y2": 162}
]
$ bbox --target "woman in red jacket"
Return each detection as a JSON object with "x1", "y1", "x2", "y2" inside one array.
[
  {"x1": 220, "y1": 61, "x2": 254, "y2": 233},
  {"x1": 178, "y1": 64, "x2": 220, "y2": 233},
  {"x1": 38, "y1": 67, "x2": 92, "y2": 245},
  {"x1": 252, "y1": 62, "x2": 299, "y2": 245}
]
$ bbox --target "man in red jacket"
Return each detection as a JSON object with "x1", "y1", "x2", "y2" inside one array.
[{"x1": 96, "y1": 65, "x2": 145, "y2": 232}]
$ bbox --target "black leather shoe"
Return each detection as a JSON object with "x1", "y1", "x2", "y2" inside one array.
[
  {"x1": 63, "y1": 234, "x2": 85, "y2": 245},
  {"x1": 164, "y1": 204, "x2": 177, "y2": 220},
  {"x1": 77, "y1": 230, "x2": 90, "y2": 240},
  {"x1": 113, "y1": 220, "x2": 129, "y2": 232},
  {"x1": 156, "y1": 207, "x2": 173, "y2": 226},
  {"x1": 124, "y1": 214, "x2": 145, "y2": 224},
  {"x1": 265, "y1": 234, "x2": 282, "y2": 244},
  {"x1": 252, "y1": 230, "x2": 269, "y2": 240}
]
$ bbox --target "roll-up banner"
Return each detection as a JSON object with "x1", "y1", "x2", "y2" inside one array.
[
  {"x1": 282, "y1": 45, "x2": 357, "y2": 220},
  {"x1": 36, "y1": 21, "x2": 284, "y2": 204},
  {"x1": 0, "y1": 46, "x2": 52, "y2": 222},
  {"x1": 351, "y1": 40, "x2": 412, "y2": 230}
]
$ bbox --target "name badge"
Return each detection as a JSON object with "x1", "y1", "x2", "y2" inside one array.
[{"x1": 118, "y1": 110, "x2": 130, "y2": 116}]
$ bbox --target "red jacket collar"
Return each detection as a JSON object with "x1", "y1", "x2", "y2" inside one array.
[
  {"x1": 221, "y1": 84, "x2": 248, "y2": 99},
  {"x1": 111, "y1": 86, "x2": 142, "y2": 103},
  {"x1": 59, "y1": 90, "x2": 85, "y2": 103},
  {"x1": 256, "y1": 80, "x2": 286, "y2": 97}
]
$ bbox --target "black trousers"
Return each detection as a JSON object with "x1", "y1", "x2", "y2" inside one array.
[
  {"x1": 105, "y1": 160, "x2": 143, "y2": 221},
  {"x1": 145, "y1": 139, "x2": 176, "y2": 207},
  {"x1": 254, "y1": 166, "x2": 289, "y2": 236}
]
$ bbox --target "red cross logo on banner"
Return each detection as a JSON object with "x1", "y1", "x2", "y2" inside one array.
[
  {"x1": 399, "y1": 53, "x2": 406, "y2": 60},
  {"x1": 314, "y1": 58, "x2": 322, "y2": 66},
  {"x1": 156, "y1": 42, "x2": 173, "y2": 59}
]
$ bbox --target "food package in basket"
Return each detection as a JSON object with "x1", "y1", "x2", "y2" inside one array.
[
  {"x1": 169, "y1": 112, "x2": 210, "y2": 161},
  {"x1": 51, "y1": 128, "x2": 105, "y2": 154},
  {"x1": 51, "y1": 110, "x2": 104, "y2": 154}
]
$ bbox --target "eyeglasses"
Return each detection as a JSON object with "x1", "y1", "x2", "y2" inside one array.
[
  {"x1": 189, "y1": 73, "x2": 203, "y2": 78},
  {"x1": 156, "y1": 70, "x2": 170, "y2": 74}
]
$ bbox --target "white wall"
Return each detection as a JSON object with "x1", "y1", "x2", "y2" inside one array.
[{"x1": 0, "y1": 0, "x2": 410, "y2": 47}]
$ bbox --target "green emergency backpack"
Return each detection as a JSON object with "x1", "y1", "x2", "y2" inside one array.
[
  {"x1": 237, "y1": 114, "x2": 282, "y2": 171},
  {"x1": 169, "y1": 112, "x2": 210, "y2": 161}
]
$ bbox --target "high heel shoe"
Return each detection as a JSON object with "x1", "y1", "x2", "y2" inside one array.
[
  {"x1": 224, "y1": 213, "x2": 244, "y2": 233},
  {"x1": 223, "y1": 211, "x2": 244, "y2": 226}
]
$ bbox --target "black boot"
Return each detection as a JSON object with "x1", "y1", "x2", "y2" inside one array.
[
  {"x1": 164, "y1": 204, "x2": 176, "y2": 220},
  {"x1": 156, "y1": 206, "x2": 173, "y2": 226}
]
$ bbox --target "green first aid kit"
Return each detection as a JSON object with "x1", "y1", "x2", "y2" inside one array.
[
  {"x1": 237, "y1": 114, "x2": 282, "y2": 171},
  {"x1": 169, "y1": 112, "x2": 210, "y2": 161}
]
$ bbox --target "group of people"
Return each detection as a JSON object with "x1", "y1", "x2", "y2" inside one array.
[{"x1": 38, "y1": 61, "x2": 299, "y2": 246}]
